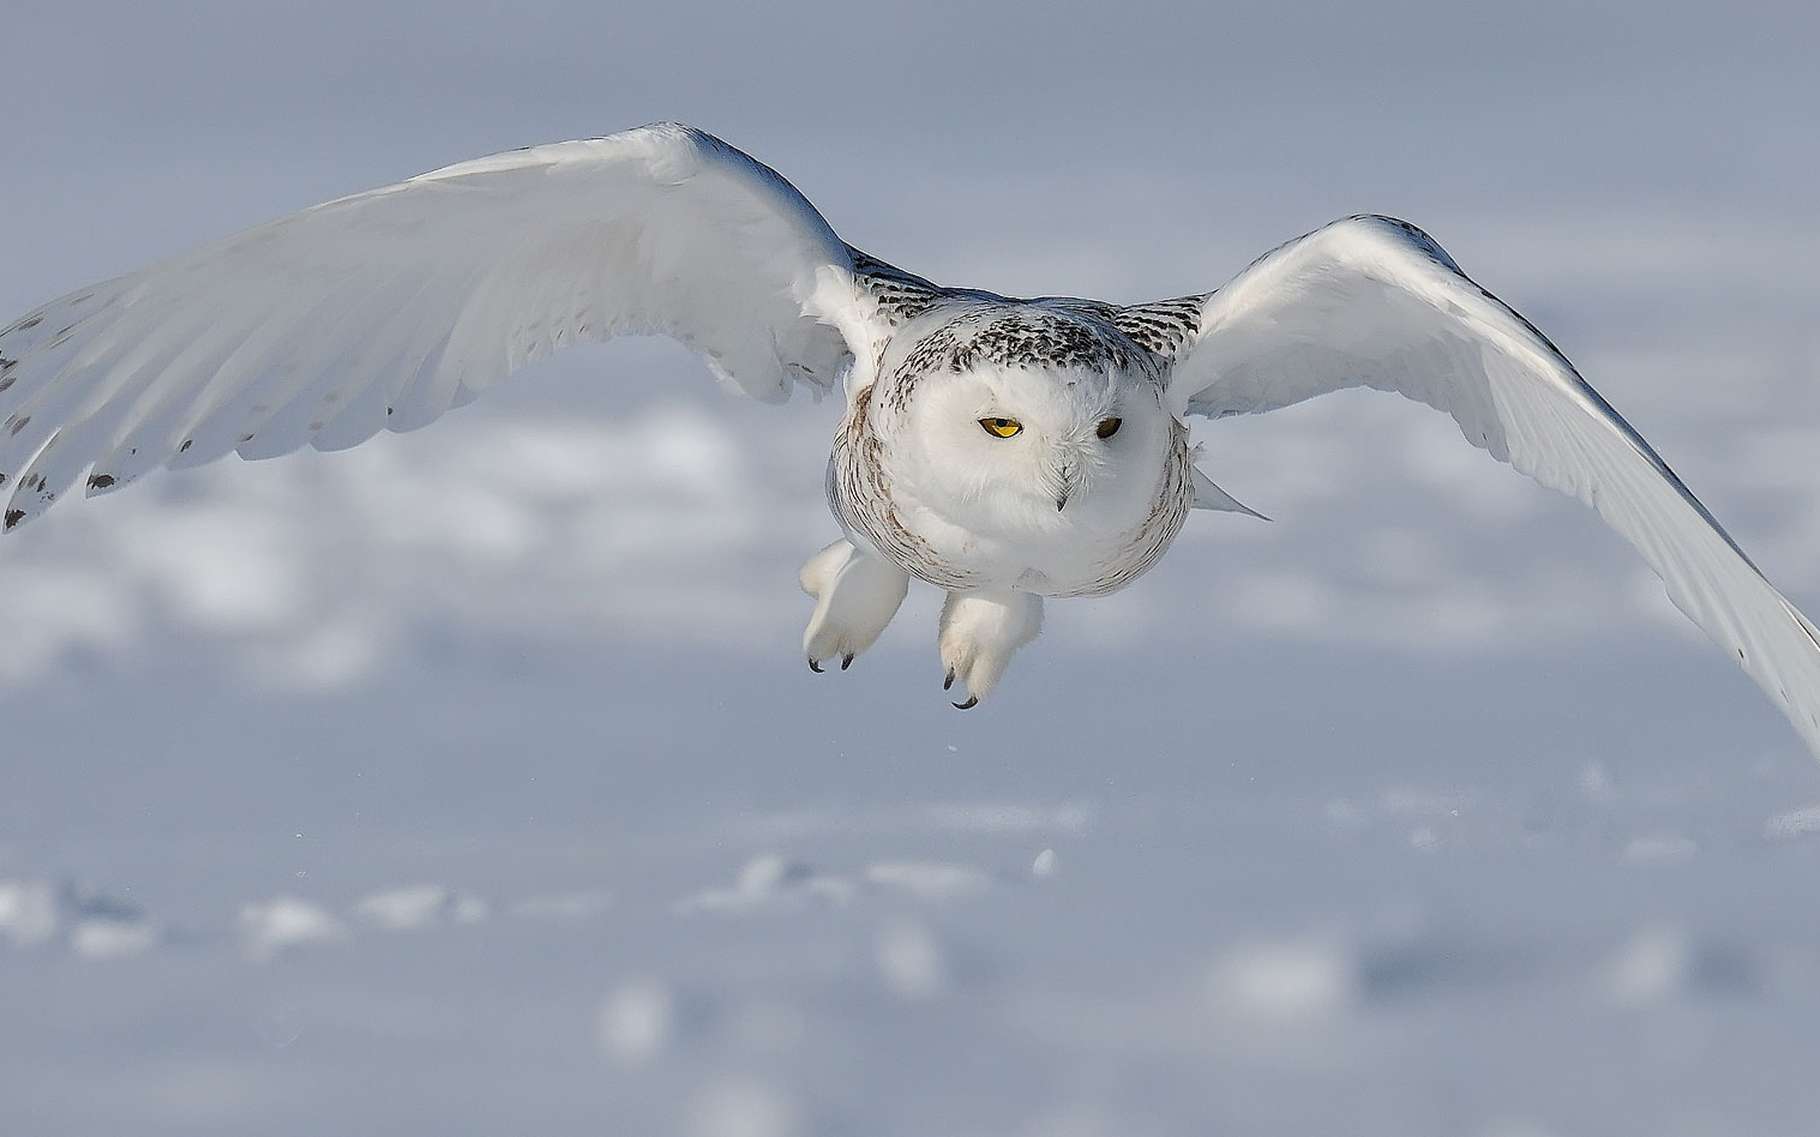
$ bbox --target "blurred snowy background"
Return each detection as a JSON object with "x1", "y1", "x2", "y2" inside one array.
[{"x1": 5, "y1": 2, "x2": 1820, "y2": 1134}]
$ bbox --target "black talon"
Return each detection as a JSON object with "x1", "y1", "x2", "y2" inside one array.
[
  {"x1": 943, "y1": 670, "x2": 955, "y2": 691},
  {"x1": 952, "y1": 696, "x2": 978, "y2": 710},
  {"x1": 807, "y1": 658, "x2": 823, "y2": 673},
  {"x1": 841, "y1": 653, "x2": 854, "y2": 671}
]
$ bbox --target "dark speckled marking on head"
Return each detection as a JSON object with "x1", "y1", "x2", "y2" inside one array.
[
  {"x1": 895, "y1": 307, "x2": 1137, "y2": 385},
  {"x1": 881, "y1": 298, "x2": 1189, "y2": 417},
  {"x1": 971, "y1": 308, "x2": 1136, "y2": 372}
]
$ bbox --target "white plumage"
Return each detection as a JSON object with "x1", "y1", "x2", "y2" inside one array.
[
  {"x1": 3, "y1": 123, "x2": 1817, "y2": 752},
  {"x1": 0, "y1": 125, "x2": 849, "y2": 517}
]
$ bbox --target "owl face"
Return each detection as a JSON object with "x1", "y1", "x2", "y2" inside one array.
[{"x1": 892, "y1": 361, "x2": 1177, "y2": 543}]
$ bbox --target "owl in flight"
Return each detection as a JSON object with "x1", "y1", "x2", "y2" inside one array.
[{"x1": 4, "y1": 123, "x2": 1818, "y2": 753}]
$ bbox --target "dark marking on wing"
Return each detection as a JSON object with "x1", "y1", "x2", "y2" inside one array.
[
  {"x1": 1109, "y1": 296, "x2": 1206, "y2": 359},
  {"x1": 848, "y1": 248, "x2": 946, "y2": 326}
]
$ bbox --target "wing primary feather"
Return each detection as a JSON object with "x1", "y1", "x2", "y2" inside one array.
[
  {"x1": 1163, "y1": 214, "x2": 1820, "y2": 760},
  {"x1": 0, "y1": 122, "x2": 887, "y2": 518}
]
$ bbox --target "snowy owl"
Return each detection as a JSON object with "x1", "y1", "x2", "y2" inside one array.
[{"x1": 4, "y1": 124, "x2": 1820, "y2": 751}]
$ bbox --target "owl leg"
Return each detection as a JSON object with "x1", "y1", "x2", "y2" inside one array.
[
  {"x1": 799, "y1": 538, "x2": 909, "y2": 673},
  {"x1": 938, "y1": 589, "x2": 1043, "y2": 709}
]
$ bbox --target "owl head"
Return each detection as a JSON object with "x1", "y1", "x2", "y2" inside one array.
[{"x1": 878, "y1": 307, "x2": 1179, "y2": 542}]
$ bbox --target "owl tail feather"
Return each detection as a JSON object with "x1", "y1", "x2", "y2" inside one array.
[{"x1": 1191, "y1": 466, "x2": 1269, "y2": 521}]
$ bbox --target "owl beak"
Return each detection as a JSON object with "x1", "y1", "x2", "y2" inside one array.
[{"x1": 1055, "y1": 463, "x2": 1079, "y2": 512}]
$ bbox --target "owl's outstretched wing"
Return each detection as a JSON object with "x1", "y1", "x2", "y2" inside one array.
[
  {"x1": 0, "y1": 123, "x2": 893, "y2": 529},
  {"x1": 1153, "y1": 213, "x2": 1820, "y2": 759}
]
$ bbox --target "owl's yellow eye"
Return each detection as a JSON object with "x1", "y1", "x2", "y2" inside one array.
[{"x1": 979, "y1": 417, "x2": 1023, "y2": 439}]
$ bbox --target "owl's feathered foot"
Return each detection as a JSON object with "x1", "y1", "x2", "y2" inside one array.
[
  {"x1": 800, "y1": 539, "x2": 909, "y2": 673},
  {"x1": 938, "y1": 589, "x2": 1043, "y2": 709}
]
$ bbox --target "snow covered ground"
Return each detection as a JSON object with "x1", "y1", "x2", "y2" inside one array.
[
  {"x1": 11, "y1": 635, "x2": 1820, "y2": 1136},
  {"x1": 7, "y1": 3, "x2": 1820, "y2": 1134}
]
